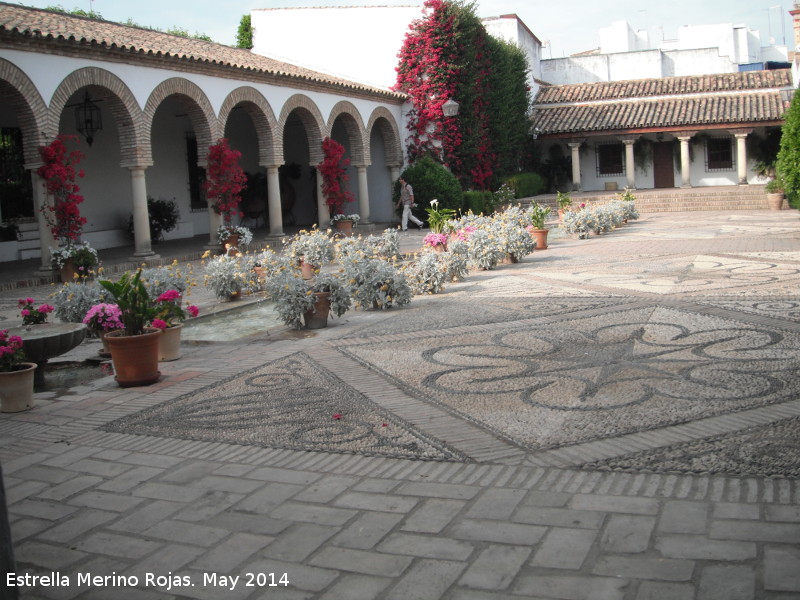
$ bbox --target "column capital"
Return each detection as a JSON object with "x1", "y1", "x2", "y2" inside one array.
[
  {"x1": 674, "y1": 130, "x2": 698, "y2": 141},
  {"x1": 567, "y1": 139, "x2": 586, "y2": 148},
  {"x1": 619, "y1": 135, "x2": 640, "y2": 145}
]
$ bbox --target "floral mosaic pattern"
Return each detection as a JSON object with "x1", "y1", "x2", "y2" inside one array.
[
  {"x1": 103, "y1": 353, "x2": 466, "y2": 462},
  {"x1": 342, "y1": 306, "x2": 800, "y2": 450}
]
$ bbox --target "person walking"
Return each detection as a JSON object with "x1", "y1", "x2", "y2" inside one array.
[{"x1": 396, "y1": 177, "x2": 424, "y2": 231}]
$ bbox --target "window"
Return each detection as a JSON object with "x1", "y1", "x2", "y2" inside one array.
[
  {"x1": 705, "y1": 137, "x2": 734, "y2": 171},
  {"x1": 186, "y1": 133, "x2": 207, "y2": 211},
  {"x1": 596, "y1": 143, "x2": 624, "y2": 176},
  {"x1": 0, "y1": 128, "x2": 34, "y2": 221}
]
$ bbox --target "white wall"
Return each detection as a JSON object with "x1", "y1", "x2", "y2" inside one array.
[
  {"x1": 482, "y1": 15, "x2": 543, "y2": 97},
  {"x1": 251, "y1": 6, "x2": 422, "y2": 90}
]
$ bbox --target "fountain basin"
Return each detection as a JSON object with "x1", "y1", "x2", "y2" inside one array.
[{"x1": 7, "y1": 323, "x2": 88, "y2": 363}]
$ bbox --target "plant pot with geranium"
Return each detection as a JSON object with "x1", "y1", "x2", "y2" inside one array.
[
  {"x1": 98, "y1": 269, "x2": 162, "y2": 387},
  {"x1": 150, "y1": 290, "x2": 199, "y2": 361},
  {"x1": 0, "y1": 329, "x2": 35, "y2": 412},
  {"x1": 319, "y1": 137, "x2": 357, "y2": 230},
  {"x1": 82, "y1": 303, "x2": 124, "y2": 357},
  {"x1": 204, "y1": 138, "x2": 250, "y2": 250}
]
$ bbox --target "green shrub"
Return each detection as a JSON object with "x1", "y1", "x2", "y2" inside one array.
[
  {"x1": 504, "y1": 172, "x2": 546, "y2": 199},
  {"x1": 777, "y1": 89, "x2": 800, "y2": 209},
  {"x1": 128, "y1": 197, "x2": 180, "y2": 242},
  {"x1": 463, "y1": 191, "x2": 494, "y2": 215},
  {"x1": 394, "y1": 157, "x2": 464, "y2": 221}
]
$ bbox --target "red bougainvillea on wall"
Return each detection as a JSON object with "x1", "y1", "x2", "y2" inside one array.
[
  {"x1": 318, "y1": 137, "x2": 355, "y2": 216},
  {"x1": 204, "y1": 138, "x2": 247, "y2": 227},
  {"x1": 394, "y1": 0, "x2": 531, "y2": 191},
  {"x1": 36, "y1": 134, "x2": 87, "y2": 245}
]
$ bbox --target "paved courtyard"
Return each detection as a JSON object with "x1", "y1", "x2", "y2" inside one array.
[{"x1": 2, "y1": 209, "x2": 800, "y2": 599}]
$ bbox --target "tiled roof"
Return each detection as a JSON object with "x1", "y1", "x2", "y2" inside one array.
[
  {"x1": 535, "y1": 70, "x2": 792, "y2": 104},
  {"x1": 0, "y1": 2, "x2": 404, "y2": 99},
  {"x1": 531, "y1": 70, "x2": 791, "y2": 135}
]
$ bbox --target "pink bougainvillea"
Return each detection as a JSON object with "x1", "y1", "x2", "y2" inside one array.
[
  {"x1": 204, "y1": 139, "x2": 247, "y2": 227},
  {"x1": 318, "y1": 137, "x2": 355, "y2": 216},
  {"x1": 36, "y1": 135, "x2": 87, "y2": 244}
]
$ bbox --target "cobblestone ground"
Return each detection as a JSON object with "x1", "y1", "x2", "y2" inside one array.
[{"x1": 2, "y1": 211, "x2": 800, "y2": 600}]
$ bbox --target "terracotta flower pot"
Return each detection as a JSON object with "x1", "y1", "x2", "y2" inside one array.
[
  {"x1": 59, "y1": 258, "x2": 77, "y2": 283},
  {"x1": 300, "y1": 260, "x2": 316, "y2": 280},
  {"x1": 530, "y1": 228, "x2": 549, "y2": 250},
  {"x1": 105, "y1": 328, "x2": 162, "y2": 387},
  {"x1": 0, "y1": 362, "x2": 36, "y2": 413},
  {"x1": 767, "y1": 192, "x2": 784, "y2": 211},
  {"x1": 303, "y1": 292, "x2": 330, "y2": 329},
  {"x1": 159, "y1": 324, "x2": 182, "y2": 362},
  {"x1": 333, "y1": 220, "x2": 354, "y2": 237}
]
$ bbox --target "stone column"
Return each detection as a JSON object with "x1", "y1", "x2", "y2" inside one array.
[
  {"x1": 734, "y1": 131, "x2": 750, "y2": 185},
  {"x1": 266, "y1": 166, "x2": 283, "y2": 237},
  {"x1": 622, "y1": 138, "x2": 637, "y2": 189},
  {"x1": 315, "y1": 169, "x2": 330, "y2": 227},
  {"x1": 206, "y1": 201, "x2": 222, "y2": 247},
  {"x1": 568, "y1": 141, "x2": 584, "y2": 191},
  {"x1": 30, "y1": 170, "x2": 57, "y2": 274},
  {"x1": 129, "y1": 166, "x2": 157, "y2": 259},
  {"x1": 677, "y1": 135, "x2": 693, "y2": 188},
  {"x1": 356, "y1": 165, "x2": 371, "y2": 224}
]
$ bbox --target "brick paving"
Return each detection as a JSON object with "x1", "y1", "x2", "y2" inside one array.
[{"x1": 1, "y1": 210, "x2": 800, "y2": 599}]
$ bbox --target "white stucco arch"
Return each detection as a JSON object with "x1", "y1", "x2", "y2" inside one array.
[
  {"x1": 328, "y1": 101, "x2": 367, "y2": 165},
  {"x1": 48, "y1": 67, "x2": 145, "y2": 167},
  {"x1": 278, "y1": 94, "x2": 327, "y2": 164},
  {"x1": 219, "y1": 86, "x2": 281, "y2": 166},
  {"x1": 144, "y1": 78, "x2": 219, "y2": 166},
  {"x1": 0, "y1": 58, "x2": 49, "y2": 166},
  {"x1": 366, "y1": 106, "x2": 403, "y2": 167}
]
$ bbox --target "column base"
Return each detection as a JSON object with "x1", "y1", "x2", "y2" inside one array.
[{"x1": 128, "y1": 252, "x2": 160, "y2": 263}]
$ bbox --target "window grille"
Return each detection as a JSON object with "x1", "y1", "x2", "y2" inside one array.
[
  {"x1": 705, "y1": 137, "x2": 735, "y2": 172},
  {"x1": 596, "y1": 143, "x2": 624, "y2": 177}
]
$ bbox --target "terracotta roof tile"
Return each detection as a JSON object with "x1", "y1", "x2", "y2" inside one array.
[
  {"x1": 0, "y1": 2, "x2": 404, "y2": 99},
  {"x1": 532, "y1": 91, "x2": 786, "y2": 135},
  {"x1": 535, "y1": 70, "x2": 792, "y2": 104},
  {"x1": 532, "y1": 70, "x2": 791, "y2": 135}
]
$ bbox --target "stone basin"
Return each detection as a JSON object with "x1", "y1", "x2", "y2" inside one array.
[{"x1": 7, "y1": 323, "x2": 88, "y2": 363}]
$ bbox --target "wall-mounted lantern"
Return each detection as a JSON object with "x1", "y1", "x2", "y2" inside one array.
[{"x1": 442, "y1": 98, "x2": 460, "y2": 117}]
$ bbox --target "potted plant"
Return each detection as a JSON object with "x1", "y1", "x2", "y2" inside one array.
[
  {"x1": 36, "y1": 135, "x2": 99, "y2": 281},
  {"x1": 286, "y1": 228, "x2": 335, "y2": 278},
  {"x1": 318, "y1": 137, "x2": 356, "y2": 232},
  {"x1": 264, "y1": 261, "x2": 351, "y2": 330},
  {"x1": 82, "y1": 303, "x2": 124, "y2": 357},
  {"x1": 340, "y1": 255, "x2": 412, "y2": 310},
  {"x1": 52, "y1": 281, "x2": 111, "y2": 323},
  {"x1": 204, "y1": 138, "x2": 248, "y2": 248},
  {"x1": 150, "y1": 290, "x2": 200, "y2": 361},
  {"x1": 127, "y1": 196, "x2": 180, "y2": 243},
  {"x1": 17, "y1": 298, "x2": 55, "y2": 326},
  {"x1": 0, "y1": 329, "x2": 35, "y2": 413},
  {"x1": 425, "y1": 199, "x2": 456, "y2": 234},
  {"x1": 216, "y1": 224, "x2": 253, "y2": 251},
  {"x1": 202, "y1": 253, "x2": 249, "y2": 300},
  {"x1": 403, "y1": 251, "x2": 450, "y2": 295},
  {"x1": 330, "y1": 213, "x2": 360, "y2": 237},
  {"x1": 423, "y1": 232, "x2": 449, "y2": 252},
  {"x1": 527, "y1": 203, "x2": 551, "y2": 250},
  {"x1": 142, "y1": 263, "x2": 196, "y2": 300},
  {"x1": 98, "y1": 269, "x2": 161, "y2": 387},
  {"x1": 51, "y1": 241, "x2": 99, "y2": 282},
  {"x1": 556, "y1": 190, "x2": 572, "y2": 221},
  {"x1": 765, "y1": 177, "x2": 785, "y2": 211}
]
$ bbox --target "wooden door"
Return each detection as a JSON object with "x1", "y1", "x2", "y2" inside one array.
[{"x1": 652, "y1": 141, "x2": 674, "y2": 188}]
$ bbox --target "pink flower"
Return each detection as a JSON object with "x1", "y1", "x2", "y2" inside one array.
[
  {"x1": 20, "y1": 309, "x2": 29, "y2": 317},
  {"x1": 38, "y1": 304, "x2": 54, "y2": 314},
  {"x1": 332, "y1": 413, "x2": 342, "y2": 420},
  {"x1": 151, "y1": 319, "x2": 168, "y2": 330},
  {"x1": 156, "y1": 290, "x2": 181, "y2": 303},
  {"x1": 187, "y1": 305, "x2": 200, "y2": 318}
]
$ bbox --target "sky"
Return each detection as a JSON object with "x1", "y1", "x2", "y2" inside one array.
[{"x1": 12, "y1": 0, "x2": 792, "y2": 58}]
